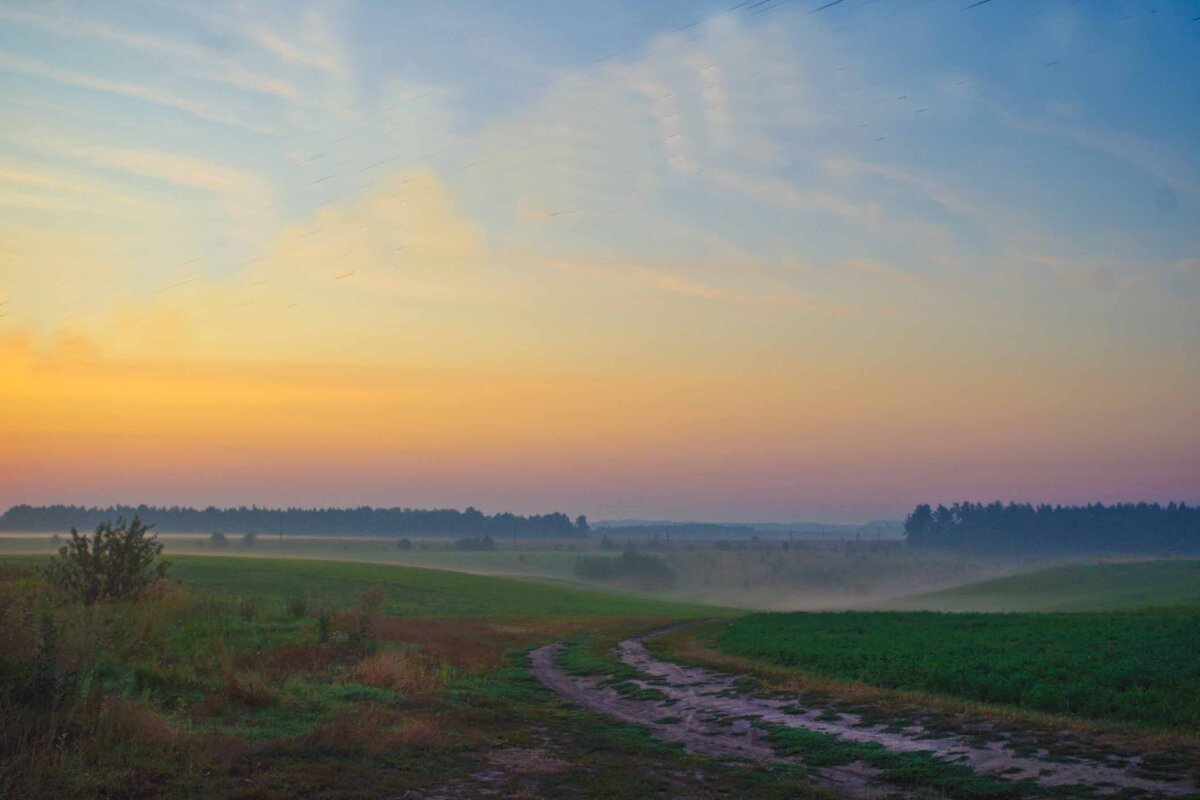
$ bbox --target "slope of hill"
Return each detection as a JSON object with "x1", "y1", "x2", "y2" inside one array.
[{"x1": 893, "y1": 559, "x2": 1200, "y2": 612}]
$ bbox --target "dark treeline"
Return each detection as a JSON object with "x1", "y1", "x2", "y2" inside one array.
[
  {"x1": 0, "y1": 504, "x2": 589, "y2": 539},
  {"x1": 904, "y1": 501, "x2": 1200, "y2": 555}
]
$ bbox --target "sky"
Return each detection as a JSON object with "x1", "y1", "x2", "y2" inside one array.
[{"x1": 0, "y1": 0, "x2": 1197, "y2": 523}]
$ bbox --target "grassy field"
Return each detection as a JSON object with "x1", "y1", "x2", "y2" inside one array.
[
  {"x1": 713, "y1": 608, "x2": 1200, "y2": 729},
  {"x1": 5, "y1": 545, "x2": 1199, "y2": 798},
  {"x1": 2, "y1": 554, "x2": 786, "y2": 800},
  {"x1": 0, "y1": 533, "x2": 592, "y2": 582},
  {"x1": 166, "y1": 555, "x2": 733, "y2": 618},
  {"x1": 892, "y1": 559, "x2": 1200, "y2": 612},
  {"x1": 1, "y1": 533, "x2": 1041, "y2": 611}
]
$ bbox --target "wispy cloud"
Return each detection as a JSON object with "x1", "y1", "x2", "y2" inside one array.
[
  {"x1": 29, "y1": 142, "x2": 268, "y2": 196},
  {"x1": 0, "y1": 187, "x2": 148, "y2": 220},
  {"x1": 543, "y1": 258, "x2": 814, "y2": 311},
  {"x1": 167, "y1": 1, "x2": 347, "y2": 77},
  {"x1": 704, "y1": 166, "x2": 950, "y2": 249},
  {"x1": 821, "y1": 156, "x2": 990, "y2": 226},
  {"x1": 845, "y1": 258, "x2": 926, "y2": 290},
  {"x1": 245, "y1": 28, "x2": 341, "y2": 74},
  {"x1": 997, "y1": 106, "x2": 1200, "y2": 202},
  {"x1": 0, "y1": 5, "x2": 304, "y2": 101},
  {"x1": 0, "y1": 5, "x2": 217, "y2": 62},
  {"x1": 187, "y1": 64, "x2": 298, "y2": 100},
  {"x1": 0, "y1": 51, "x2": 277, "y2": 134},
  {"x1": 0, "y1": 163, "x2": 156, "y2": 209}
]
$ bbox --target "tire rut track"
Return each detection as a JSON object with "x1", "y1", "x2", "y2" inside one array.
[{"x1": 529, "y1": 632, "x2": 1196, "y2": 799}]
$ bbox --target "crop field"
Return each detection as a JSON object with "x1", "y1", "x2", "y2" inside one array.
[
  {"x1": 714, "y1": 608, "x2": 1200, "y2": 729},
  {"x1": 894, "y1": 559, "x2": 1200, "y2": 612}
]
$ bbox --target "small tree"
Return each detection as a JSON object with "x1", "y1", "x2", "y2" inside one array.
[{"x1": 44, "y1": 516, "x2": 168, "y2": 605}]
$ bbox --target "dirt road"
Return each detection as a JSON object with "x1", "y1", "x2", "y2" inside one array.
[{"x1": 529, "y1": 631, "x2": 1196, "y2": 799}]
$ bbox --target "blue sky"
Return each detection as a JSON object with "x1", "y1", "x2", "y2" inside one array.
[{"x1": 0, "y1": 0, "x2": 1197, "y2": 520}]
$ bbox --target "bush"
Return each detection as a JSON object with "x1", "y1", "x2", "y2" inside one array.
[
  {"x1": 209, "y1": 532, "x2": 228, "y2": 548},
  {"x1": 455, "y1": 534, "x2": 496, "y2": 551},
  {"x1": 242, "y1": 532, "x2": 257, "y2": 548},
  {"x1": 396, "y1": 537, "x2": 412, "y2": 551},
  {"x1": 238, "y1": 596, "x2": 258, "y2": 621},
  {"x1": 572, "y1": 550, "x2": 675, "y2": 590},
  {"x1": 350, "y1": 586, "x2": 387, "y2": 643},
  {"x1": 285, "y1": 596, "x2": 308, "y2": 618},
  {"x1": 43, "y1": 516, "x2": 168, "y2": 605}
]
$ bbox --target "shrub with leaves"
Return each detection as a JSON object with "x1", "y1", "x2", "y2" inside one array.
[
  {"x1": 285, "y1": 596, "x2": 308, "y2": 618},
  {"x1": 572, "y1": 549, "x2": 675, "y2": 590},
  {"x1": 43, "y1": 516, "x2": 168, "y2": 605},
  {"x1": 239, "y1": 596, "x2": 258, "y2": 621}
]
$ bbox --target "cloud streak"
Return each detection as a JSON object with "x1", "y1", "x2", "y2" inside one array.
[{"x1": 0, "y1": 51, "x2": 278, "y2": 134}]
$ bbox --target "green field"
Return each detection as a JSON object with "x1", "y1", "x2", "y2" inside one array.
[
  {"x1": 895, "y1": 559, "x2": 1200, "y2": 612},
  {"x1": 3, "y1": 553, "x2": 738, "y2": 619},
  {"x1": 0, "y1": 533, "x2": 593, "y2": 582},
  {"x1": 0, "y1": 534, "x2": 1031, "y2": 611},
  {"x1": 715, "y1": 609, "x2": 1200, "y2": 729},
  {"x1": 168, "y1": 555, "x2": 733, "y2": 618}
]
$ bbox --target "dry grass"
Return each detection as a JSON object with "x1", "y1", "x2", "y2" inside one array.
[
  {"x1": 353, "y1": 650, "x2": 451, "y2": 697},
  {"x1": 262, "y1": 642, "x2": 346, "y2": 678},
  {"x1": 301, "y1": 707, "x2": 467, "y2": 755},
  {"x1": 0, "y1": 695, "x2": 247, "y2": 800},
  {"x1": 224, "y1": 670, "x2": 276, "y2": 708},
  {"x1": 360, "y1": 617, "x2": 508, "y2": 672}
]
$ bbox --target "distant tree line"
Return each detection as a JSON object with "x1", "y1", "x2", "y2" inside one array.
[
  {"x1": 596, "y1": 523, "x2": 757, "y2": 540},
  {"x1": 904, "y1": 502, "x2": 1200, "y2": 555},
  {"x1": 0, "y1": 504, "x2": 589, "y2": 539}
]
